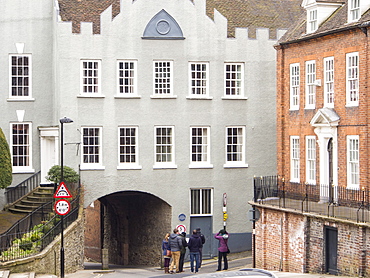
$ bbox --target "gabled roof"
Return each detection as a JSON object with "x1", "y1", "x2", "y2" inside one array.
[
  {"x1": 279, "y1": 0, "x2": 370, "y2": 44},
  {"x1": 57, "y1": 0, "x2": 303, "y2": 38},
  {"x1": 310, "y1": 108, "x2": 340, "y2": 127}
]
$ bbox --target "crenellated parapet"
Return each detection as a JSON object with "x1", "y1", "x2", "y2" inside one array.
[{"x1": 56, "y1": 0, "x2": 301, "y2": 40}]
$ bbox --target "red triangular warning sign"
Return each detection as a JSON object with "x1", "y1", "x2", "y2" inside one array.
[{"x1": 54, "y1": 181, "x2": 73, "y2": 198}]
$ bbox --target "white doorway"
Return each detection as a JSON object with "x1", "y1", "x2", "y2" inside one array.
[{"x1": 39, "y1": 127, "x2": 59, "y2": 184}]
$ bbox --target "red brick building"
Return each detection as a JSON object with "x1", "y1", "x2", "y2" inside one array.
[{"x1": 251, "y1": 0, "x2": 370, "y2": 276}]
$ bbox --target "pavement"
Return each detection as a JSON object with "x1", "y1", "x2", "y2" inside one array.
[{"x1": 2, "y1": 251, "x2": 354, "y2": 278}]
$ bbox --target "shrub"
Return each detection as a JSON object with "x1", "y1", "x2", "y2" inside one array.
[
  {"x1": 0, "y1": 127, "x2": 12, "y2": 188},
  {"x1": 46, "y1": 165, "x2": 79, "y2": 183}
]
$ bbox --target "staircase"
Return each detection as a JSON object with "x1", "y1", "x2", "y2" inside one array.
[{"x1": 7, "y1": 186, "x2": 54, "y2": 214}]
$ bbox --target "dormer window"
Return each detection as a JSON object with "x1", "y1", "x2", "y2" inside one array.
[
  {"x1": 349, "y1": 0, "x2": 360, "y2": 22},
  {"x1": 308, "y1": 9, "x2": 318, "y2": 33},
  {"x1": 302, "y1": 0, "x2": 343, "y2": 35}
]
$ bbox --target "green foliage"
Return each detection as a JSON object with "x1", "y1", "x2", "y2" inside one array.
[
  {"x1": 0, "y1": 214, "x2": 61, "y2": 261},
  {"x1": 46, "y1": 165, "x2": 79, "y2": 183},
  {"x1": 0, "y1": 128, "x2": 12, "y2": 189},
  {"x1": 0, "y1": 224, "x2": 45, "y2": 260}
]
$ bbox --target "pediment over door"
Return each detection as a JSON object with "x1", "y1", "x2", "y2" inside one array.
[{"x1": 310, "y1": 107, "x2": 340, "y2": 127}]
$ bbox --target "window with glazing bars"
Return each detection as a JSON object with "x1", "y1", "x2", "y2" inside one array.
[
  {"x1": 118, "y1": 61, "x2": 136, "y2": 94},
  {"x1": 12, "y1": 123, "x2": 30, "y2": 167},
  {"x1": 190, "y1": 63, "x2": 208, "y2": 95},
  {"x1": 10, "y1": 55, "x2": 30, "y2": 97},
  {"x1": 82, "y1": 61, "x2": 100, "y2": 94},
  {"x1": 155, "y1": 127, "x2": 173, "y2": 163},
  {"x1": 226, "y1": 127, "x2": 244, "y2": 162},
  {"x1": 82, "y1": 127, "x2": 101, "y2": 163},
  {"x1": 154, "y1": 61, "x2": 172, "y2": 95},
  {"x1": 119, "y1": 127, "x2": 137, "y2": 163},
  {"x1": 191, "y1": 127, "x2": 209, "y2": 163},
  {"x1": 225, "y1": 63, "x2": 243, "y2": 96}
]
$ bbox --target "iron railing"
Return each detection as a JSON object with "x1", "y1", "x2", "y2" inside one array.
[
  {"x1": 253, "y1": 176, "x2": 370, "y2": 223},
  {"x1": 0, "y1": 187, "x2": 80, "y2": 262},
  {"x1": 5, "y1": 171, "x2": 41, "y2": 204}
]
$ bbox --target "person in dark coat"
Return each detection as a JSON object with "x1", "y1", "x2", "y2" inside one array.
[
  {"x1": 178, "y1": 232, "x2": 188, "y2": 272},
  {"x1": 196, "y1": 227, "x2": 205, "y2": 267},
  {"x1": 214, "y1": 229, "x2": 229, "y2": 271},
  {"x1": 187, "y1": 229, "x2": 203, "y2": 273}
]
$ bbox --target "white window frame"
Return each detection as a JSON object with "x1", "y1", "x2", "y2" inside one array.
[
  {"x1": 188, "y1": 62, "x2": 210, "y2": 98},
  {"x1": 224, "y1": 63, "x2": 245, "y2": 98},
  {"x1": 290, "y1": 63, "x2": 300, "y2": 110},
  {"x1": 349, "y1": 0, "x2": 360, "y2": 22},
  {"x1": 117, "y1": 126, "x2": 141, "y2": 170},
  {"x1": 10, "y1": 122, "x2": 34, "y2": 173},
  {"x1": 154, "y1": 126, "x2": 176, "y2": 169},
  {"x1": 324, "y1": 57, "x2": 334, "y2": 108},
  {"x1": 346, "y1": 52, "x2": 359, "y2": 106},
  {"x1": 190, "y1": 188, "x2": 213, "y2": 216},
  {"x1": 80, "y1": 127, "x2": 105, "y2": 170},
  {"x1": 9, "y1": 54, "x2": 32, "y2": 100},
  {"x1": 308, "y1": 9, "x2": 318, "y2": 33},
  {"x1": 290, "y1": 136, "x2": 300, "y2": 182},
  {"x1": 306, "y1": 136, "x2": 316, "y2": 184},
  {"x1": 224, "y1": 126, "x2": 248, "y2": 168},
  {"x1": 152, "y1": 61, "x2": 174, "y2": 97},
  {"x1": 117, "y1": 60, "x2": 138, "y2": 97},
  {"x1": 347, "y1": 135, "x2": 359, "y2": 189},
  {"x1": 305, "y1": 60, "x2": 316, "y2": 109},
  {"x1": 189, "y1": 126, "x2": 212, "y2": 168},
  {"x1": 80, "y1": 60, "x2": 102, "y2": 96}
]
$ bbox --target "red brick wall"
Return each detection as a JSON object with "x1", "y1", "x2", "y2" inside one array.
[
  {"x1": 276, "y1": 28, "x2": 370, "y2": 187},
  {"x1": 254, "y1": 205, "x2": 370, "y2": 276}
]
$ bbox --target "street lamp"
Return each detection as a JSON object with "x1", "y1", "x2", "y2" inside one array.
[{"x1": 59, "y1": 116, "x2": 73, "y2": 278}]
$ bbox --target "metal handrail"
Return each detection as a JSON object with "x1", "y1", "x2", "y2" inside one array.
[{"x1": 5, "y1": 171, "x2": 41, "y2": 204}]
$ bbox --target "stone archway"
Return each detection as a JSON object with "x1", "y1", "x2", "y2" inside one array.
[{"x1": 84, "y1": 191, "x2": 171, "y2": 266}]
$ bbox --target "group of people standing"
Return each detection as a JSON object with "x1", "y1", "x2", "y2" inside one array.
[{"x1": 161, "y1": 227, "x2": 229, "y2": 274}]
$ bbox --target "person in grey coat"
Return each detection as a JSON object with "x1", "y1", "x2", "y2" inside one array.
[{"x1": 168, "y1": 228, "x2": 183, "y2": 273}]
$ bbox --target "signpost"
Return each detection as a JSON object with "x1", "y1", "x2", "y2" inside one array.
[
  {"x1": 54, "y1": 181, "x2": 73, "y2": 278},
  {"x1": 223, "y1": 193, "x2": 228, "y2": 230}
]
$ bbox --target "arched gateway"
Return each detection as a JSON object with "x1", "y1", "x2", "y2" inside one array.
[{"x1": 84, "y1": 191, "x2": 171, "y2": 266}]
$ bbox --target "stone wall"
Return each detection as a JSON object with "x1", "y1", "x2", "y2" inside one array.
[{"x1": 0, "y1": 211, "x2": 85, "y2": 276}]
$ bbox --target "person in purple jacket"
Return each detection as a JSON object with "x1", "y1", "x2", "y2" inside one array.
[{"x1": 214, "y1": 229, "x2": 229, "y2": 271}]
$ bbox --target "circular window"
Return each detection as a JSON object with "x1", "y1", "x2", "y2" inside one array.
[{"x1": 156, "y1": 20, "x2": 171, "y2": 35}]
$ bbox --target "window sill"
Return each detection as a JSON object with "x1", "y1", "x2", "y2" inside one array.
[
  {"x1": 345, "y1": 104, "x2": 359, "y2": 108},
  {"x1": 117, "y1": 165, "x2": 142, "y2": 170},
  {"x1": 289, "y1": 108, "x2": 299, "y2": 111},
  {"x1": 12, "y1": 168, "x2": 35, "y2": 174},
  {"x1": 304, "y1": 107, "x2": 315, "y2": 110},
  {"x1": 77, "y1": 94, "x2": 105, "y2": 98},
  {"x1": 153, "y1": 164, "x2": 178, "y2": 169},
  {"x1": 150, "y1": 95, "x2": 177, "y2": 99},
  {"x1": 80, "y1": 165, "x2": 105, "y2": 170},
  {"x1": 186, "y1": 96, "x2": 213, "y2": 100},
  {"x1": 189, "y1": 164, "x2": 214, "y2": 169},
  {"x1": 223, "y1": 163, "x2": 248, "y2": 168},
  {"x1": 7, "y1": 98, "x2": 35, "y2": 102},
  {"x1": 115, "y1": 95, "x2": 141, "y2": 99},
  {"x1": 346, "y1": 186, "x2": 360, "y2": 191},
  {"x1": 221, "y1": 96, "x2": 248, "y2": 100}
]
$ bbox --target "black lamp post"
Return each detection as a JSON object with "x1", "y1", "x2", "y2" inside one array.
[{"x1": 59, "y1": 116, "x2": 73, "y2": 278}]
